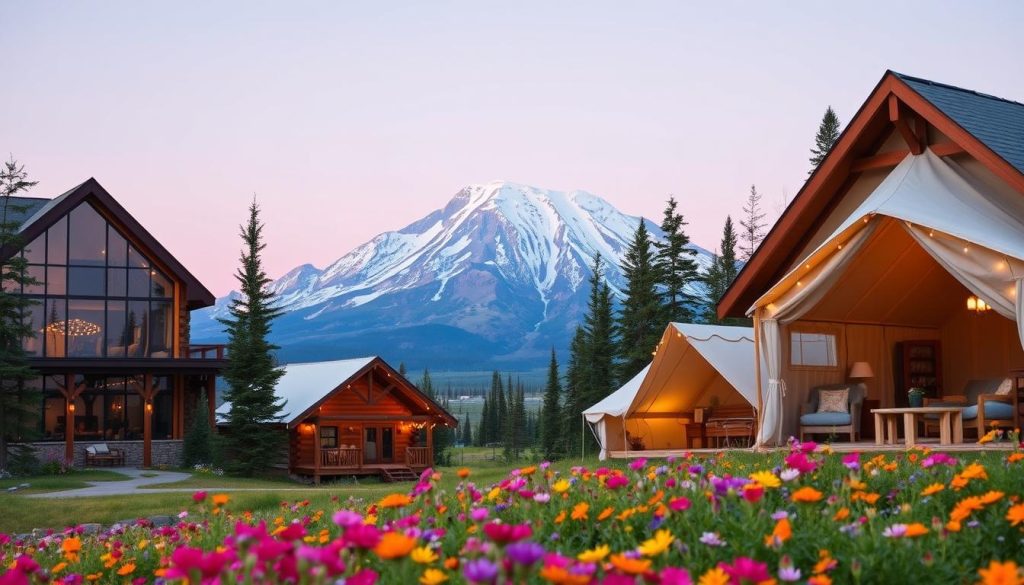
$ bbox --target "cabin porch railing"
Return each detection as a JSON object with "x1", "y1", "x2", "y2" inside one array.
[
  {"x1": 406, "y1": 446, "x2": 430, "y2": 467},
  {"x1": 320, "y1": 447, "x2": 361, "y2": 468}
]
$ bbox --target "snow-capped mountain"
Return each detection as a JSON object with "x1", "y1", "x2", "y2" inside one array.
[{"x1": 191, "y1": 181, "x2": 714, "y2": 370}]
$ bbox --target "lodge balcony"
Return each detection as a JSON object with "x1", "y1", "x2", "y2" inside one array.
[{"x1": 292, "y1": 446, "x2": 433, "y2": 478}]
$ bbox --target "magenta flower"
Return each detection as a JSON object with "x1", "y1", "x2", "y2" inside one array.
[
  {"x1": 506, "y1": 541, "x2": 545, "y2": 565},
  {"x1": 470, "y1": 507, "x2": 490, "y2": 522},
  {"x1": 192, "y1": 490, "x2": 207, "y2": 503},
  {"x1": 628, "y1": 458, "x2": 648, "y2": 471},
  {"x1": 463, "y1": 558, "x2": 499, "y2": 583},
  {"x1": 606, "y1": 475, "x2": 630, "y2": 489},
  {"x1": 483, "y1": 521, "x2": 532, "y2": 544},
  {"x1": 344, "y1": 523, "x2": 382, "y2": 549},
  {"x1": 660, "y1": 567, "x2": 693, "y2": 585},
  {"x1": 333, "y1": 510, "x2": 363, "y2": 528},
  {"x1": 719, "y1": 557, "x2": 771, "y2": 583},
  {"x1": 784, "y1": 452, "x2": 818, "y2": 474},
  {"x1": 669, "y1": 496, "x2": 691, "y2": 512},
  {"x1": 842, "y1": 452, "x2": 860, "y2": 470},
  {"x1": 347, "y1": 568, "x2": 379, "y2": 585}
]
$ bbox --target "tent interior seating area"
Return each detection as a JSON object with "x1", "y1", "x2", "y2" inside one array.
[
  {"x1": 699, "y1": 405, "x2": 757, "y2": 448},
  {"x1": 799, "y1": 383, "x2": 866, "y2": 442},
  {"x1": 923, "y1": 378, "x2": 1017, "y2": 437}
]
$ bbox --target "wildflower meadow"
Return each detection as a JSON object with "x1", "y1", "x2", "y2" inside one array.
[{"x1": 3, "y1": 441, "x2": 1024, "y2": 584}]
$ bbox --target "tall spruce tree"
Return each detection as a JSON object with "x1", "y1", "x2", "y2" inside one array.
[
  {"x1": 616, "y1": 219, "x2": 663, "y2": 380},
  {"x1": 477, "y1": 395, "x2": 490, "y2": 446},
  {"x1": 581, "y1": 255, "x2": 615, "y2": 415},
  {"x1": 562, "y1": 325, "x2": 586, "y2": 457},
  {"x1": 739, "y1": 185, "x2": 767, "y2": 261},
  {"x1": 702, "y1": 216, "x2": 743, "y2": 324},
  {"x1": 398, "y1": 362, "x2": 407, "y2": 376},
  {"x1": 183, "y1": 389, "x2": 215, "y2": 466},
  {"x1": 494, "y1": 372, "x2": 508, "y2": 445},
  {"x1": 0, "y1": 159, "x2": 40, "y2": 473},
  {"x1": 539, "y1": 348, "x2": 562, "y2": 460},
  {"x1": 654, "y1": 197, "x2": 699, "y2": 323},
  {"x1": 219, "y1": 201, "x2": 286, "y2": 476},
  {"x1": 461, "y1": 413, "x2": 472, "y2": 445},
  {"x1": 809, "y1": 106, "x2": 842, "y2": 173},
  {"x1": 421, "y1": 369, "x2": 452, "y2": 465}
]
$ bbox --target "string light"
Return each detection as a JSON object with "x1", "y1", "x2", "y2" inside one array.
[{"x1": 45, "y1": 318, "x2": 101, "y2": 337}]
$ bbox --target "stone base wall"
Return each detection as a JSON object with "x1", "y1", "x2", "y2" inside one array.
[{"x1": 20, "y1": 440, "x2": 184, "y2": 468}]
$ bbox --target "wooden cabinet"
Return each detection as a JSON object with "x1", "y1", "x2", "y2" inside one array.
[{"x1": 895, "y1": 340, "x2": 942, "y2": 406}]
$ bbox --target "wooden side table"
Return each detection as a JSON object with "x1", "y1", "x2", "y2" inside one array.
[{"x1": 871, "y1": 407, "x2": 963, "y2": 447}]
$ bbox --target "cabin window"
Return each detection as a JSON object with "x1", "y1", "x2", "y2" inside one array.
[
  {"x1": 790, "y1": 331, "x2": 838, "y2": 368},
  {"x1": 37, "y1": 375, "x2": 172, "y2": 441},
  {"x1": 320, "y1": 426, "x2": 338, "y2": 448},
  {"x1": 17, "y1": 202, "x2": 176, "y2": 358}
]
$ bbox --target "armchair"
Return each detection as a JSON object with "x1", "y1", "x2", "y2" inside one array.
[
  {"x1": 799, "y1": 383, "x2": 866, "y2": 442},
  {"x1": 924, "y1": 378, "x2": 1015, "y2": 437}
]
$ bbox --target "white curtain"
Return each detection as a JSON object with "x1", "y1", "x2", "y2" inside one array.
[{"x1": 755, "y1": 317, "x2": 784, "y2": 446}]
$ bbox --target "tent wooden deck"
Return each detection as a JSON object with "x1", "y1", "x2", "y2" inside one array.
[{"x1": 607, "y1": 440, "x2": 1014, "y2": 458}]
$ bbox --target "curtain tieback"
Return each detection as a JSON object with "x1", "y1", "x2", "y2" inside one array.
[{"x1": 768, "y1": 378, "x2": 787, "y2": 398}]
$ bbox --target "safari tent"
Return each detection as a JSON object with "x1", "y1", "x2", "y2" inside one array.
[
  {"x1": 718, "y1": 71, "x2": 1024, "y2": 445},
  {"x1": 583, "y1": 324, "x2": 763, "y2": 459}
]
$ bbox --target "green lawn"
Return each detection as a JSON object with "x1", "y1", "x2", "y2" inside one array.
[{"x1": 0, "y1": 469, "x2": 130, "y2": 495}]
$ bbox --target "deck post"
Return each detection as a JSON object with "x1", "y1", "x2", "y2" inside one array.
[
  {"x1": 206, "y1": 375, "x2": 217, "y2": 430},
  {"x1": 64, "y1": 373, "x2": 75, "y2": 464},
  {"x1": 427, "y1": 423, "x2": 435, "y2": 467},
  {"x1": 313, "y1": 420, "x2": 321, "y2": 485},
  {"x1": 142, "y1": 374, "x2": 154, "y2": 467}
]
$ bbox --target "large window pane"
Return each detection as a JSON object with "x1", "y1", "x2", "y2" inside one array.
[
  {"x1": 44, "y1": 298, "x2": 67, "y2": 357},
  {"x1": 68, "y1": 204, "x2": 106, "y2": 266},
  {"x1": 69, "y1": 266, "x2": 105, "y2": 296},
  {"x1": 151, "y1": 269, "x2": 173, "y2": 298},
  {"x1": 47, "y1": 266, "x2": 66, "y2": 295},
  {"x1": 67, "y1": 299, "x2": 104, "y2": 357},
  {"x1": 128, "y1": 268, "x2": 149, "y2": 297},
  {"x1": 154, "y1": 390, "x2": 173, "y2": 440},
  {"x1": 105, "y1": 300, "x2": 128, "y2": 357},
  {"x1": 23, "y1": 234, "x2": 45, "y2": 264},
  {"x1": 43, "y1": 393, "x2": 64, "y2": 441},
  {"x1": 148, "y1": 300, "x2": 173, "y2": 357},
  {"x1": 126, "y1": 300, "x2": 148, "y2": 357},
  {"x1": 73, "y1": 393, "x2": 104, "y2": 441},
  {"x1": 107, "y1": 268, "x2": 126, "y2": 297},
  {"x1": 127, "y1": 245, "x2": 149, "y2": 268},
  {"x1": 107, "y1": 229, "x2": 127, "y2": 267},
  {"x1": 124, "y1": 393, "x2": 143, "y2": 440},
  {"x1": 24, "y1": 265, "x2": 45, "y2": 295},
  {"x1": 22, "y1": 302, "x2": 44, "y2": 356},
  {"x1": 47, "y1": 217, "x2": 67, "y2": 265}
]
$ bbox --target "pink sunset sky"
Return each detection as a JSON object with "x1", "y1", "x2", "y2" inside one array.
[{"x1": 4, "y1": 2, "x2": 1023, "y2": 296}]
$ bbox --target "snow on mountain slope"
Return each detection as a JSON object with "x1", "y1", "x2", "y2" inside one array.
[{"x1": 193, "y1": 181, "x2": 715, "y2": 370}]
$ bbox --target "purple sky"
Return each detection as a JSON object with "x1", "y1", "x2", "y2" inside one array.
[{"x1": 5, "y1": 2, "x2": 1022, "y2": 295}]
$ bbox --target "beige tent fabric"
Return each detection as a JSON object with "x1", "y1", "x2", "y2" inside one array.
[
  {"x1": 756, "y1": 316, "x2": 784, "y2": 446},
  {"x1": 1018, "y1": 279, "x2": 1024, "y2": 352}
]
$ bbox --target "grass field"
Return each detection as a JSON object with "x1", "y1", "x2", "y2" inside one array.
[{"x1": 0, "y1": 469, "x2": 131, "y2": 495}]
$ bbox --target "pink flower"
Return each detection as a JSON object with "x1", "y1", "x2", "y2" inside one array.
[
  {"x1": 192, "y1": 491, "x2": 207, "y2": 503},
  {"x1": 333, "y1": 510, "x2": 363, "y2": 528},
  {"x1": 660, "y1": 567, "x2": 693, "y2": 585},
  {"x1": 344, "y1": 524, "x2": 381, "y2": 549},
  {"x1": 346, "y1": 569, "x2": 379, "y2": 585},
  {"x1": 471, "y1": 507, "x2": 490, "y2": 522},
  {"x1": 628, "y1": 458, "x2": 648, "y2": 471},
  {"x1": 669, "y1": 497, "x2": 691, "y2": 512},
  {"x1": 842, "y1": 453, "x2": 860, "y2": 470},
  {"x1": 719, "y1": 557, "x2": 771, "y2": 583},
  {"x1": 784, "y1": 452, "x2": 818, "y2": 474},
  {"x1": 483, "y1": 521, "x2": 532, "y2": 545},
  {"x1": 606, "y1": 475, "x2": 629, "y2": 489}
]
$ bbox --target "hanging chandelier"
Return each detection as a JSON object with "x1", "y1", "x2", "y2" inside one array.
[{"x1": 45, "y1": 318, "x2": 102, "y2": 336}]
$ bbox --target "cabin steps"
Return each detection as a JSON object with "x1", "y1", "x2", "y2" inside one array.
[{"x1": 379, "y1": 467, "x2": 419, "y2": 483}]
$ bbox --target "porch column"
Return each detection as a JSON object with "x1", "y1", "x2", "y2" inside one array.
[
  {"x1": 131, "y1": 374, "x2": 160, "y2": 468},
  {"x1": 312, "y1": 420, "x2": 321, "y2": 485},
  {"x1": 206, "y1": 375, "x2": 217, "y2": 430},
  {"x1": 58, "y1": 374, "x2": 85, "y2": 465},
  {"x1": 427, "y1": 423, "x2": 435, "y2": 467}
]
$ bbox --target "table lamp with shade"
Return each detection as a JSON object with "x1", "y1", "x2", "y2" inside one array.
[{"x1": 848, "y1": 361, "x2": 874, "y2": 380}]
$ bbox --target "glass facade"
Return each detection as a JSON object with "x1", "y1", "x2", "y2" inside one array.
[
  {"x1": 19, "y1": 202, "x2": 175, "y2": 358},
  {"x1": 38, "y1": 375, "x2": 173, "y2": 441}
]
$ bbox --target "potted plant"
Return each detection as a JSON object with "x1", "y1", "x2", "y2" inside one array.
[{"x1": 908, "y1": 387, "x2": 926, "y2": 408}]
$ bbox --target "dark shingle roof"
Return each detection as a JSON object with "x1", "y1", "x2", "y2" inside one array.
[
  {"x1": 2, "y1": 196, "x2": 52, "y2": 228},
  {"x1": 894, "y1": 72, "x2": 1024, "y2": 175}
]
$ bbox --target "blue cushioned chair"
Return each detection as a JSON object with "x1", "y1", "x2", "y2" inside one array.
[
  {"x1": 799, "y1": 383, "x2": 866, "y2": 442},
  {"x1": 924, "y1": 378, "x2": 1016, "y2": 437}
]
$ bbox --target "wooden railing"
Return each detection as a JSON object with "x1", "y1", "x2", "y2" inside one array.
[
  {"x1": 406, "y1": 446, "x2": 430, "y2": 467},
  {"x1": 188, "y1": 344, "x2": 227, "y2": 360},
  {"x1": 321, "y1": 447, "x2": 361, "y2": 467}
]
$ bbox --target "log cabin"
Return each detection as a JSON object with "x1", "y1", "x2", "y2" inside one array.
[
  {"x1": 219, "y1": 357, "x2": 457, "y2": 483},
  {"x1": 4, "y1": 178, "x2": 225, "y2": 467}
]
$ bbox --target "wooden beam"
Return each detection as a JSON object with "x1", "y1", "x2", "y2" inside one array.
[
  {"x1": 58, "y1": 373, "x2": 86, "y2": 465},
  {"x1": 313, "y1": 421, "x2": 321, "y2": 486},
  {"x1": 143, "y1": 373, "x2": 154, "y2": 467},
  {"x1": 914, "y1": 114, "x2": 928, "y2": 147},
  {"x1": 889, "y1": 94, "x2": 922, "y2": 155},
  {"x1": 851, "y1": 142, "x2": 968, "y2": 172}
]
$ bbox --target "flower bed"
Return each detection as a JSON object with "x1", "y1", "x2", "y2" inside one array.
[{"x1": 2, "y1": 441, "x2": 1024, "y2": 584}]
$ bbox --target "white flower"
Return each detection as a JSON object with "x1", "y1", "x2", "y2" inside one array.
[{"x1": 779, "y1": 468, "x2": 801, "y2": 482}]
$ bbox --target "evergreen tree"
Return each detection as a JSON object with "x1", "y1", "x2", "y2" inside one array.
[
  {"x1": 616, "y1": 219, "x2": 664, "y2": 380},
  {"x1": 183, "y1": 389, "x2": 215, "y2": 466},
  {"x1": 809, "y1": 106, "x2": 842, "y2": 173},
  {"x1": 580, "y1": 255, "x2": 615, "y2": 419},
  {"x1": 461, "y1": 413, "x2": 472, "y2": 446},
  {"x1": 421, "y1": 368, "x2": 453, "y2": 465},
  {"x1": 739, "y1": 185, "x2": 767, "y2": 261},
  {"x1": 562, "y1": 326, "x2": 586, "y2": 457},
  {"x1": 702, "y1": 216, "x2": 743, "y2": 324},
  {"x1": 654, "y1": 197, "x2": 699, "y2": 323},
  {"x1": 219, "y1": 201, "x2": 287, "y2": 476},
  {"x1": 503, "y1": 381, "x2": 527, "y2": 461},
  {"x1": 398, "y1": 362, "x2": 407, "y2": 376},
  {"x1": 0, "y1": 159, "x2": 40, "y2": 473},
  {"x1": 477, "y1": 395, "x2": 490, "y2": 446},
  {"x1": 539, "y1": 348, "x2": 562, "y2": 460},
  {"x1": 494, "y1": 372, "x2": 508, "y2": 445}
]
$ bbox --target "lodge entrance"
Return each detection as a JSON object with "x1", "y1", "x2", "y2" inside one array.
[{"x1": 363, "y1": 426, "x2": 394, "y2": 464}]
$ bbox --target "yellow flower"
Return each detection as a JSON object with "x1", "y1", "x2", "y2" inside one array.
[
  {"x1": 698, "y1": 567, "x2": 731, "y2": 585},
  {"x1": 552, "y1": 479, "x2": 571, "y2": 494},
  {"x1": 374, "y1": 532, "x2": 417, "y2": 559},
  {"x1": 609, "y1": 554, "x2": 651, "y2": 575},
  {"x1": 1007, "y1": 503, "x2": 1024, "y2": 527},
  {"x1": 117, "y1": 563, "x2": 136, "y2": 576},
  {"x1": 847, "y1": 478, "x2": 867, "y2": 491},
  {"x1": 577, "y1": 544, "x2": 610, "y2": 563},
  {"x1": 749, "y1": 470, "x2": 781, "y2": 489},
  {"x1": 211, "y1": 493, "x2": 230, "y2": 506},
  {"x1": 791, "y1": 486, "x2": 823, "y2": 503},
  {"x1": 419, "y1": 568, "x2": 449, "y2": 585},
  {"x1": 976, "y1": 560, "x2": 1023, "y2": 585},
  {"x1": 638, "y1": 529, "x2": 674, "y2": 556},
  {"x1": 411, "y1": 546, "x2": 439, "y2": 564},
  {"x1": 379, "y1": 493, "x2": 413, "y2": 509},
  {"x1": 921, "y1": 483, "x2": 945, "y2": 497},
  {"x1": 979, "y1": 430, "x2": 998, "y2": 444}
]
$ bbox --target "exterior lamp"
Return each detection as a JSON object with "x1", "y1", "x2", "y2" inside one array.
[
  {"x1": 145, "y1": 402, "x2": 153, "y2": 413},
  {"x1": 68, "y1": 403, "x2": 76, "y2": 412}
]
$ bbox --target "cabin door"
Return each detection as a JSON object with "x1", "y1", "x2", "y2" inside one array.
[{"x1": 363, "y1": 426, "x2": 395, "y2": 464}]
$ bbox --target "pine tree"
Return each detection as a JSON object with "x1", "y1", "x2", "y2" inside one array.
[
  {"x1": 616, "y1": 219, "x2": 664, "y2": 380},
  {"x1": 739, "y1": 185, "x2": 767, "y2": 261},
  {"x1": 539, "y1": 348, "x2": 562, "y2": 460},
  {"x1": 494, "y1": 372, "x2": 508, "y2": 445},
  {"x1": 809, "y1": 106, "x2": 842, "y2": 173},
  {"x1": 477, "y1": 395, "x2": 490, "y2": 446},
  {"x1": 562, "y1": 326, "x2": 586, "y2": 457},
  {"x1": 398, "y1": 362, "x2": 407, "y2": 376},
  {"x1": 654, "y1": 197, "x2": 699, "y2": 323},
  {"x1": 461, "y1": 413, "x2": 472, "y2": 446},
  {"x1": 421, "y1": 368, "x2": 452, "y2": 465},
  {"x1": 702, "y1": 216, "x2": 743, "y2": 324},
  {"x1": 581, "y1": 255, "x2": 615, "y2": 416},
  {"x1": 0, "y1": 159, "x2": 40, "y2": 473},
  {"x1": 183, "y1": 389, "x2": 215, "y2": 466},
  {"x1": 219, "y1": 200, "x2": 287, "y2": 476}
]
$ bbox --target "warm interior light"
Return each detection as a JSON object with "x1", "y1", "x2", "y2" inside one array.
[
  {"x1": 967, "y1": 296, "x2": 977, "y2": 311},
  {"x1": 145, "y1": 402, "x2": 153, "y2": 413},
  {"x1": 68, "y1": 403, "x2": 76, "y2": 412},
  {"x1": 966, "y1": 296, "x2": 992, "y2": 313},
  {"x1": 45, "y1": 318, "x2": 101, "y2": 337}
]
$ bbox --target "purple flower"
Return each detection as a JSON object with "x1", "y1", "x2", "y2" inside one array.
[
  {"x1": 699, "y1": 532, "x2": 726, "y2": 547},
  {"x1": 842, "y1": 452, "x2": 860, "y2": 470},
  {"x1": 332, "y1": 510, "x2": 362, "y2": 528},
  {"x1": 505, "y1": 541, "x2": 545, "y2": 566},
  {"x1": 463, "y1": 558, "x2": 499, "y2": 584}
]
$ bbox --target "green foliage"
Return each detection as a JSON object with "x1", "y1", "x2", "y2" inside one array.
[
  {"x1": 539, "y1": 348, "x2": 562, "y2": 460},
  {"x1": 219, "y1": 201, "x2": 287, "y2": 476},
  {"x1": 503, "y1": 380, "x2": 527, "y2": 462},
  {"x1": 702, "y1": 216, "x2": 746, "y2": 324},
  {"x1": 739, "y1": 185, "x2": 767, "y2": 261},
  {"x1": 562, "y1": 326, "x2": 587, "y2": 457},
  {"x1": 809, "y1": 105, "x2": 842, "y2": 172},
  {"x1": 460, "y1": 413, "x2": 472, "y2": 446},
  {"x1": 654, "y1": 197, "x2": 699, "y2": 323},
  {"x1": 421, "y1": 369, "x2": 454, "y2": 465},
  {"x1": 0, "y1": 159, "x2": 41, "y2": 473},
  {"x1": 616, "y1": 219, "x2": 665, "y2": 380},
  {"x1": 476, "y1": 395, "x2": 490, "y2": 446},
  {"x1": 183, "y1": 389, "x2": 215, "y2": 466}
]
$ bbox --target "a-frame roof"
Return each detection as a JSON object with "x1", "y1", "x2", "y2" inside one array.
[
  {"x1": 719, "y1": 71, "x2": 1024, "y2": 318},
  {"x1": 7, "y1": 178, "x2": 216, "y2": 309}
]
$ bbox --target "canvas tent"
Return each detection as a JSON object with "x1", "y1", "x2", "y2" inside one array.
[
  {"x1": 748, "y1": 149, "x2": 1024, "y2": 445},
  {"x1": 583, "y1": 323, "x2": 763, "y2": 459}
]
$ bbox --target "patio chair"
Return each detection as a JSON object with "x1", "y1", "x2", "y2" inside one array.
[
  {"x1": 799, "y1": 383, "x2": 866, "y2": 442},
  {"x1": 85, "y1": 443, "x2": 126, "y2": 467},
  {"x1": 923, "y1": 378, "x2": 1015, "y2": 437}
]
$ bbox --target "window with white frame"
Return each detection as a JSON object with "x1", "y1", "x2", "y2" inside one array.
[{"x1": 790, "y1": 331, "x2": 838, "y2": 367}]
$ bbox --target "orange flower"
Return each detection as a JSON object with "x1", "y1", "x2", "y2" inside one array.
[
  {"x1": 444, "y1": 557, "x2": 459, "y2": 570},
  {"x1": 975, "y1": 560, "x2": 1024, "y2": 585},
  {"x1": 51, "y1": 562, "x2": 68, "y2": 574},
  {"x1": 540, "y1": 564, "x2": 591, "y2": 585},
  {"x1": 1008, "y1": 453, "x2": 1024, "y2": 463},
  {"x1": 212, "y1": 494, "x2": 230, "y2": 507},
  {"x1": 698, "y1": 567, "x2": 730, "y2": 585},
  {"x1": 519, "y1": 466, "x2": 537, "y2": 476},
  {"x1": 946, "y1": 520, "x2": 962, "y2": 533},
  {"x1": 833, "y1": 507, "x2": 850, "y2": 522},
  {"x1": 851, "y1": 492, "x2": 880, "y2": 505},
  {"x1": 457, "y1": 468, "x2": 471, "y2": 479},
  {"x1": 961, "y1": 463, "x2": 988, "y2": 480},
  {"x1": 951, "y1": 475, "x2": 970, "y2": 490},
  {"x1": 609, "y1": 554, "x2": 651, "y2": 575},
  {"x1": 809, "y1": 576, "x2": 833, "y2": 585},
  {"x1": 791, "y1": 486, "x2": 823, "y2": 503},
  {"x1": 952, "y1": 496, "x2": 985, "y2": 522},
  {"x1": 597, "y1": 506, "x2": 614, "y2": 521},
  {"x1": 554, "y1": 511, "x2": 566, "y2": 524},
  {"x1": 117, "y1": 563, "x2": 136, "y2": 576},
  {"x1": 903, "y1": 523, "x2": 929, "y2": 538},
  {"x1": 981, "y1": 491, "x2": 1005, "y2": 505},
  {"x1": 571, "y1": 502, "x2": 589, "y2": 521},
  {"x1": 921, "y1": 483, "x2": 945, "y2": 497},
  {"x1": 764, "y1": 517, "x2": 792, "y2": 547},
  {"x1": 375, "y1": 532, "x2": 417, "y2": 559},
  {"x1": 62, "y1": 537, "x2": 82, "y2": 561},
  {"x1": 1007, "y1": 503, "x2": 1024, "y2": 527},
  {"x1": 379, "y1": 493, "x2": 413, "y2": 509}
]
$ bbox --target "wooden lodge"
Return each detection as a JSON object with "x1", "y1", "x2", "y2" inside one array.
[
  {"x1": 4, "y1": 179, "x2": 225, "y2": 468},
  {"x1": 219, "y1": 357, "x2": 457, "y2": 483}
]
